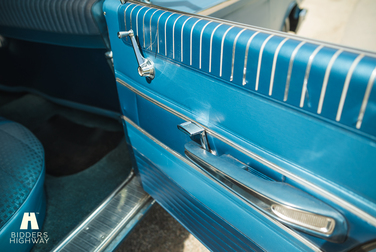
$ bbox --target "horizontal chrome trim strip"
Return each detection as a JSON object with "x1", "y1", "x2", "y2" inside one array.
[
  {"x1": 116, "y1": 77, "x2": 376, "y2": 228},
  {"x1": 121, "y1": 113, "x2": 320, "y2": 251}
]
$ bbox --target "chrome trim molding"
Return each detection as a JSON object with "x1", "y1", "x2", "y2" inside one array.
[
  {"x1": 164, "y1": 13, "x2": 177, "y2": 56},
  {"x1": 336, "y1": 54, "x2": 365, "y2": 121},
  {"x1": 357, "y1": 67, "x2": 376, "y2": 129},
  {"x1": 317, "y1": 49, "x2": 343, "y2": 114},
  {"x1": 230, "y1": 28, "x2": 247, "y2": 81},
  {"x1": 128, "y1": 5, "x2": 138, "y2": 38},
  {"x1": 135, "y1": 6, "x2": 146, "y2": 37},
  {"x1": 116, "y1": 77, "x2": 376, "y2": 228},
  {"x1": 220, "y1": 26, "x2": 235, "y2": 77},
  {"x1": 180, "y1": 16, "x2": 193, "y2": 61},
  {"x1": 120, "y1": 113, "x2": 321, "y2": 252},
  {"x1": 156, "y1": 11, "x2": 168, "y2": 53},
  {"x1": 300, "y1": 45, "x2": 324, "y2": 107},
  {"x1": 149, "y1": 9, "x2": 160, "y2": 50},
  {"x1": 172, "y1": 15, "x2": 184, "y2": 59},
  {"x1": 120, "y1": 1, "x2": 376, "y2": 136},
  {"x1": 123, "y1": 3, "x2": 134, "y2": 40},
  {"x1": 209, "y1": 23, "x2": 223, "y2": 72},
  {"x1": 190, "y1": 19, "x2": 203, "y2": 65},
  {"x1": 284, "y1": 41, "x2": 306, "y2": 101},
  {"x1": 269, "y1": 38, "x2": 289, "y2": 96},
  {"x1": 255, "y1": 34, "x2": 274, "y2": 90},
  {"x1": 142, "y1": 8, "x2": 153, "y2": 48},
  {"x1": 242, "y1": 31, "x2": 260, "y2": 86},
  {"x1": 126, "y1": 0, "x2": 376, "y2": 59},
  {"x1": 199, "y1": 21, "x2": 213, "y2": 69}
]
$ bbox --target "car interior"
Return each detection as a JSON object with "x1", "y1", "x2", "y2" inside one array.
[
  {"x1": 0, "y1": 0, "x2": 135, "y2": 251},
  {"x1": 2, "y1": 0, "x2": 375, "y2": 252}
]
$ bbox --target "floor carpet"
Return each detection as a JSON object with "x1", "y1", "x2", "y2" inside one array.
[
  {"x1": 32, "y1": 115, "x2": 124, "y2": 176},
  {"x1": 0, "y1": 91, "x2": 132, "y2": 251}
]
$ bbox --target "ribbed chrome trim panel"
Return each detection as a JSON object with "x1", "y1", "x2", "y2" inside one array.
[
  {"x1": 125, "y1": 0, "x2": 376, "y2": 58},
  {"x1": 118, "y1": 1, "x2": 376, "y2": 137},
  {"x1": 116, "y1": 77, "x2": 376, "y2": 228},
  {"x1": 121, "y1": 113, "x2": 321, "y2": 252},
  {"x1": 52, "y1": 171, "x2": 152, "y2": 252}
]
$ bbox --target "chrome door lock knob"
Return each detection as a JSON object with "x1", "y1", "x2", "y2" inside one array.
[{"x1": 117, "y1": 29, "x2": 155, "y2": 80}]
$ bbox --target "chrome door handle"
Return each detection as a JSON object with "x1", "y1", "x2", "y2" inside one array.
[
  {"x1": 184, "y1": 141, "x2": 348, "y2": 243},
  {"x1": 118, "y1": 30, "x2": 155, "y2": 80}
]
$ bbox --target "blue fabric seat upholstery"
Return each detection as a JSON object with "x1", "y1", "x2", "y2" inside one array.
[
  {"x1": 0, "y1": 117, "x2": 46, "y2": 252},
  {"x1": 0, "y1": 0, "x2": 108, "y2": 48}
]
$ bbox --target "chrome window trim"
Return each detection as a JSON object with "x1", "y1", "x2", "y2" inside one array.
[
  {"x1": 121, "y1": 113, "x2": 321, "y2": 252},
  {"x1": 116, "y1": 77, "x2": 376, "y2": 228}
]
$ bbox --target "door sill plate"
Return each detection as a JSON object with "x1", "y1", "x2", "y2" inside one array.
[{"x1": 52, "y1": 170, "x2": 154, "y2": 252}]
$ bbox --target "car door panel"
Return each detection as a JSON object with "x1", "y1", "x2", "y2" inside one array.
[{"x1": 104, "y1": 0, "x2": 376, "y2": 250}]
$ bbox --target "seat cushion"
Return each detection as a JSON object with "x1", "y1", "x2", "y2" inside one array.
[{"x1": 0, "y1": 117, "x2": 46, "y2": 252}]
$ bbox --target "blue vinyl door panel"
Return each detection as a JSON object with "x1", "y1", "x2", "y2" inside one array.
[{"x1": 104, "y1": 0, "x2": 376, "y2": 251}]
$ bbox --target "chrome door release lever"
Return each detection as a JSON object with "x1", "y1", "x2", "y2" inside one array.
[
  {"x1": 118, "y1": 30, "x2": 155, "y2": 80},
  {"x1": 178, "y1": 122, "x2": 211, "y2": 152}
]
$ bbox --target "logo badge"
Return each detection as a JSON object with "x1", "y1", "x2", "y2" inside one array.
[{"x1": 20, "y1": 212, "x2": 39, "y2": 230}]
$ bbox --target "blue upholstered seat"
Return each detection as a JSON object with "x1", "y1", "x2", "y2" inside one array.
[
  {"x1": 0, "y1": 117, "x2": 46, "y2": 252},
  {"x1": 0, "y1": 0, "x2": 109, "y2": 48}
]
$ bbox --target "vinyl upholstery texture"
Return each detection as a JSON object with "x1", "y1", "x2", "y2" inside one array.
[{"x1": 0, "y1": 0, "x2": 102, "y2": 35}]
